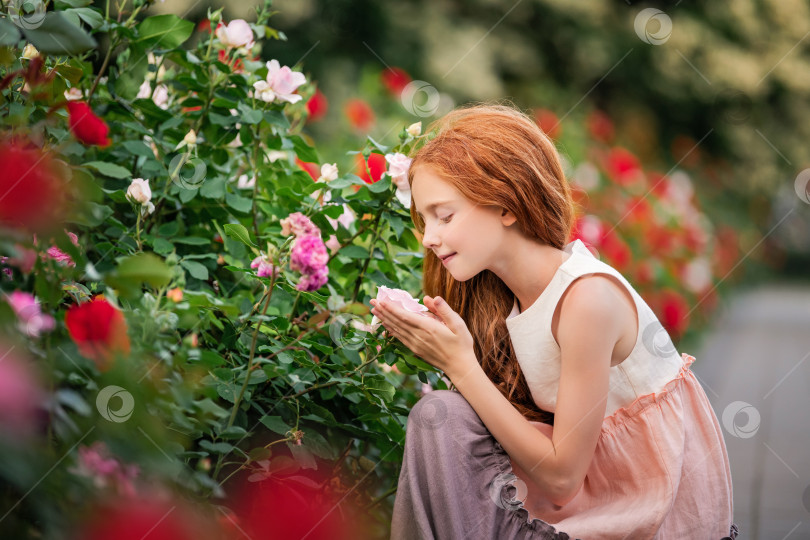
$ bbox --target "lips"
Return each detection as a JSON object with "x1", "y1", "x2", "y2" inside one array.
[{"x1": 440, "y1": 253, "x2": 456, "y2": 264}]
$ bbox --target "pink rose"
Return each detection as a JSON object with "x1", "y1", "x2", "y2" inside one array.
[
  {"x1": 0, "y1": 344, "x2": 43, "y2": 437},
  {"x1": 253, "y1": 59, "x2": 307, "y2": 104},
  {"x1": 250, "y1": 255, "x2": 281, "y2": 279},
  {"x1": 46, "y1": 231, "x2": 79, "y2": 267},
  {"x1": 290, "y1": 234, "x2": 328, "y2": 275},
  {"x1": 371, "y1": 286, "x2": 430, "y2": 330},
  {"x1": 215, "y1": 19, "x2": 255, "y2": 49},
  {"x1": 279, "y1": 212, "x2": 319, "y2": 238},
  {"x1": 5, "y1": 291, "x2": 55, "y2": 337}
]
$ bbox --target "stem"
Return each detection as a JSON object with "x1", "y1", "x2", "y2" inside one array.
[
  {"x1": 135, "y1": 210, "x2": 142, "y2": 251},
  {"x1": 350, "y1": 194, "x2": 393, "y2": 304},
  {"x1": 364, "y1": 485, "x2": 398, "y2": 511},
  {"x1": 88, "y1": 37, "x2": 117, "y2": 99},
  {"x1": 225, "y1": 281, "x2": 275, "y2": 430}
]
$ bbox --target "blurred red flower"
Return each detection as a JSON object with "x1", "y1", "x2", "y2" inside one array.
[
  {"x1": 0, "y1": 138, "x2": 68, "y2": 233},
  {"x1": 75, "y1": 497, "x2": 213, "y2": 540},
  {"x1": 587, "y1": 109, "x2": 614, "y2": 143},
  {"x1": 381, "y1": 66, "x2": 412, "y2": 96},
  {"x1": 66, "y1": 101, "x2": 111, "y2": 147},
  {"x1": 656, "y1": 288, "x2": 690, "y2": 338},
  {"x1": 343, "y1": 98, "x2": 375, "y2": 131},
  {"x1": 65, "y1": 295, "x2": 130, "y2": 371},
  {"x1": 305, "y1": 88, "x2": 328, "y2": 123},
  {"x1": 354, "y1": 152, "x2": 386, "y2": 185},
  {"x1": 604, "y1": 147, "x2": 642, "y2": 187},
  {"x1": 295, "y1": 157, "x2": 320, "y2": 181},
  {"x1": 534, "y1": 108, "x2": 561, "y2": 139}
]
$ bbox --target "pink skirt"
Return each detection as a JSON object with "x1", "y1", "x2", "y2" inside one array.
[{"x1": 506, "y1": 353, "x2": 738, "y2": 539}]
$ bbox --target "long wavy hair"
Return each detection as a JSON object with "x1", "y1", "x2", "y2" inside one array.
[{"x1": 407, "y1": 100, "x2": 579, "y2": 425}]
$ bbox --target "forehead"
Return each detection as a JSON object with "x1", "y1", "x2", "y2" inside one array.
[{"x1": 411, "y1": 166, "x2": 460, "y2": 215}]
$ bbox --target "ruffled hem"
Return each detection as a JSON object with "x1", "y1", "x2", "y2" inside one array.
[
  {"x1": 599, "y1": 352, "x2": 697, "y2": 438},
  {"x1": 490, "y1": 439, "x2": 576, "y2": 539}
]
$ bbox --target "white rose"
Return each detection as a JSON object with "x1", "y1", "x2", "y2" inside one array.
[
  {"x1": 317, "y1": 163, "x2": 339, "y2": 183},
  {"x1": 127, "y1": 178, "x2": 152, "y2": 205},
  {"x1": 136, "y1": 80, "x2": 151, "y2": 99},
  {"x1": 21, "y1": 44, "x2": 39, "y2": 60},
  {"x1": 406, "y1": 121, "x2": 422, "y2": 137},
  {"x1": 152, "y1": 84, "x2": 169, "y2": 109},
  {"x1": 64, "y1": 87, "x2": 83, "y2": 101}
]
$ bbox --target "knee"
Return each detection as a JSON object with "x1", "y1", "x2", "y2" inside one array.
[{"x1": 407, "y1": 390, "x2": 477, "y2": 436}]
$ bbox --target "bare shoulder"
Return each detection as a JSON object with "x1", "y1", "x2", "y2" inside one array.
[{"x1": 554, "y1": 274, "x2": 635, "y2": 349}]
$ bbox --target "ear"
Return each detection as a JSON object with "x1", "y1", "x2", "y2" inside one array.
[{"x1": 500, "y1": 207, "x2": 517, "y2": 227}]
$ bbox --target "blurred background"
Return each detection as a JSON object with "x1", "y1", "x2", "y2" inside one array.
[{"x1": 125, "y1": 0, "x2": 810, "y2": 537}]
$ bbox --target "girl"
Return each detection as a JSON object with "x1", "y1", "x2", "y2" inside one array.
[{"x1": 370, "y1": 102, "x2": 739, "y2": 539}]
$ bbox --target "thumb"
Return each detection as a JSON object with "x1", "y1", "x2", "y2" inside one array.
[{"x1": 432, "y1": 297, "x2": 462, "y2": 328}]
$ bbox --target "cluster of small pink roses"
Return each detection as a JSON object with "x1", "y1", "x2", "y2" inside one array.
[
  {"x1": 283, "y1": 212, "x2": 329, "y2": 292},
  {"x1": 250, "y1": 212, "x2": 329, "y2": 292}
]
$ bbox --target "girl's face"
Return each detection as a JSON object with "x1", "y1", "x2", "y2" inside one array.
[{"x1": 411, "y1": 165, "x2": 514, "y2": 281}]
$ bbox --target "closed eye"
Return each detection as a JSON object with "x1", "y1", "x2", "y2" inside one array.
[{"x1": 440, "y1": 214, "x2": 453, "y2": 223}]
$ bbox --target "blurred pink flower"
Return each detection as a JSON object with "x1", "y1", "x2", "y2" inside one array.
[
  {"x1": 0, "y1": 345, "x2": 43, "y2": 437},
  {"x1": 46, "y1": 231, "x2": 79, "y2": 266},
  {"x1": 280, "y1": 212, "x2": 319, "y2": 238},
  {"x1": 72, "y1": 441, "x2": 139, "y2": 497},
  {"x1": 290, "y1": 234, "x2": 328, "y2": 275},
  {"x1": 250, "y1": 254, "x2": 281, "y2": 279},
  {"x1": 215, "y1": 19, "x2": 255, "y2": 49},
  {"x1": 324, "y1": 234, "x2": 340, "y2": 255},
  {"x1": 5, "y1": 290, "x2": 55, "y2": 337}
]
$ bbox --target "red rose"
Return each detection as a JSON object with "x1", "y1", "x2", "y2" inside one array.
[
  {"x1": 66, "y1": 101, "x2": 111, "y2": 147},
  {"x1": 65, "y1": 295, "x2": 130, "y2": 371},
  {"x1": 343, "y1": 98, "x2": 375, "y2": 131},
  {"x1": 381, "y1": 66, "x2": 412, "y2": 96},
  {"x1": 305, "y1": 88, "x2": 328, "y2": 123},
  {"x1": 587, "y1": 110, "x2": 614, "y2": 143},
  {"x1": 354, "y1": 152, "x2": 386, "y2": 185},
  {"x1": 0, "y1": 138, "x2": 68, "y2": 233}
]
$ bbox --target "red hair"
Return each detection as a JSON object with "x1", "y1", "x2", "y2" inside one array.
[{"x1": 408, "y1": 101, "x2": 579, "y2": 424}]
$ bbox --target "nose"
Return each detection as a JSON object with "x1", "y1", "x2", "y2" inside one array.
[{"x1": 421, "y1": 222, "x2": 440, "y2": 251}]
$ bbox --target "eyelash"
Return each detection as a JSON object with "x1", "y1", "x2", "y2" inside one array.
[{"x1": 440, "y1": 214, "x2": 453, "y2": 223}]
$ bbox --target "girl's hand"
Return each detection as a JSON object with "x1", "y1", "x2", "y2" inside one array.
[{"x1": 370, "y1": 295, "x2": 476, "y2": 377}]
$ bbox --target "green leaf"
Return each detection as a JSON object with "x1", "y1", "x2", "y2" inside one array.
[
  {"x1": 368, "y1": 174, "x2": 391, "y2": 193},
  {"x1": 137, "y1": 14, "x2": 194, "y2": 49},
  {"x1": 199, "y1": 440, "x2": 234, "y2": 454},
  {"x1": 0, "y1": 18, "x2": 21, "y2": 47},
  {"x1": 225, "y1": 191, "x2": 253, "y2": 213},
  {"x1": 64, "y1": 7, "x2": 104, "y2": 29},
  {"x1": 106, "y1": 252, "x2": 172, "y2": 298},
  {"x1": 151, "y1": 238, "x2": 174, "y2": 255},
  {"x1": 287, "y1": 135, "x2": 319, "y2": 163},
  {"x1": 21, "y1": 12, "x2": 97, "y2": 55},
  {"x1": 180, "y1": 259, "x2": 209, "y2": 280},
  {"x1": 340, "y1": 245, "x2": 369, "y2": 259},
  {"x1": 260, "y1": 415, "x2": 292, "y2": 436},
  {"x1": 223, "y1": 223, "x2": 256, "y2": 247},
  {"x1": 237, "y1": 102, "x2": 263, "y2": 124},
  {"x1": 84, "y1": 161, "x2": 131, "y2": 179}
]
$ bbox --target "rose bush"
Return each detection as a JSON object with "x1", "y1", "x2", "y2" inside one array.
[{"x1": 0, "y1": 2, "x2": 436, "y2": 537}]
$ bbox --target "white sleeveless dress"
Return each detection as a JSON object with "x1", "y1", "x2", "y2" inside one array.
[{"x1": 500, "y1": 238, "x2": 738, "y2": 539}]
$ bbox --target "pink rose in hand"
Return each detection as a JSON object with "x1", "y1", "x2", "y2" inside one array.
[{"x1": 371, "y1": 285, "x2": 431, "y2": 331}]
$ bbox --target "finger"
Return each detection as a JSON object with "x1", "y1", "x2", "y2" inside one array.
[{"x1": 379, "y1": 302, "x2": 423, "y2": 332}]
